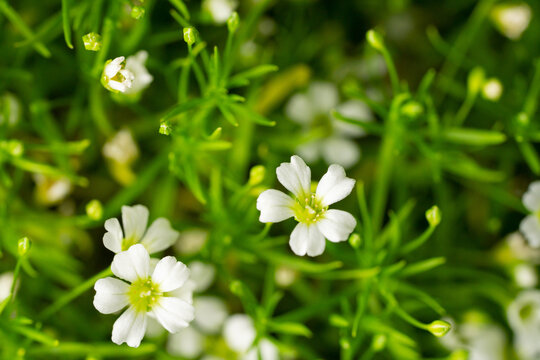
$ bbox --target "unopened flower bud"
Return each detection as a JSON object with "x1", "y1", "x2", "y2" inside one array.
[
  {"x1": 366, "y1": 30, "x2": 384, "y2": 51},
  {"x1": 349, "y1": 233, "x2": 361, "y2": 249},
  {"x1": 371, "y1": 334, "x2": 386, "y2": 351},
  {"x1": 18, "y1": 237, "x2": 31, "y2": 257},
  {"x1": 401, "y1": 101, "x2": 423, "y2": 118},
  {"x1": 159, "y1": 121, "x2": 172, "y2": 135},
  {"x1": 86, "y1": 200, "x2": 103, "y2": 221},
  {"x1": 131, "y1": 6, "x2": 145, "y2": 20},
  {"x1": 482, "y1": 78, "x2": 503, "y2": 101},
  {"x1": 248, "y1": 165, "x2": 265, "y2": 186},
  {"x1": 227, "y1": 12, "x2": 239, "y2": 33},
  {"x1": 82, "y1": 32, "x2": 102, "y2": 51},
  {"x1": 183, "y1": 27, "x2": 197, "y2": 46},
  {"x1": 425, "y1": 205, "x2": 441, "y2": 227},
  {"x1": 428, "y1": 320, "x2": 451, "y2": 337}
]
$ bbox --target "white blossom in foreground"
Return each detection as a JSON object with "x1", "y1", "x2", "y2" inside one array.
[
  {"x1": 257, "y1": 155, "x2": 356, "y2": 256},
  {"x1": 0, "y1": 272, "x2": 14, "y2": 303},
  {"x1": 519, "y1": 181, "x2": 540, "y2": 247},
  {"x1": 286, "y1": 82, "x2": 372, "y2": 169},
  {"x1": 93, "y1": 244, "x2": 194, "y2": 347},
  {"x1": 124, "y1": 51, "x2": 153, "y2": 95},
  {"x1": 223, "y1": 314, "x2": 279, "y2": 360},
  {"x1": 491, "y1": 2, "x2": 532, "y2": 40},
  {"x1": 101, "y1": 57, "x2": 135, "y2": 93},
  {"x1": 103, "y1": 204, "x2": 179, "y2": 254},
  {"x1": 507, "y1": 290, "x2": 540, "y2": 359}
]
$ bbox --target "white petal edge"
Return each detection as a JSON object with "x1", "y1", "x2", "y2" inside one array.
[
  {"x1": 289, "y1": 223, "x2": 325, "y2": 257},
  {"x1": 520, "y1": 215, "x2": 540, "y2": 248},
  {"x1": 315, "y1": 164, "x2": 355, "y2": 206},
  {"x1": 122, "y1": 205, "x2": 149, "y2": 243},
  {"x1": 112, "y1": 306, "x2": 148, "y2": 348},
  {"x1": 152, "y1": 296, "x2": 194, "y2": 333},
  {"x1": 276, "y1": 155, "x2": 311, "y2": 198},
  {"x1": 317, "y1": 209, "x2": 357, "y2": 243},
  {"x1": 140, "y1": 218, "x2": 179, "y2": 254},
  {"x1": 256, "y1": 189, "x2": 295, "y2": 223},
  {"x1": 111, "y1": 244, "x2": 150, "y2": 282},
  {"x1": 152, "y1": 256, "x2": 190, "y2": 292},
  {"x1": 223, "y1": 314, "x2": 256, "y2": 353},
  {"x1": 93, "y1": 277, "x2": 129, "y2": 314},
  {"x1": 523, "y1": 181, "x2": 540, "y2": 212},
  {"x1": 103, "y1": 218, "x2": 124, "y2": 253}
]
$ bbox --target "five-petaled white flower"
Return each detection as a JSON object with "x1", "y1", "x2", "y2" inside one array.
[
  {"x1": 520, "y1": 181, "x2": 540, "y2": 248},
  {"x1": 94, "y1": 244, "x2": 195, "y2": 347},
  {"x1": 103, "y1": 204, "x2": 179, "y2": 254},
  {"x1": 101, "y1": 56, "x2": 135, "y2": 93},
  {"x1": 257, "y1": 155, "x2": 356, "y2": 257}
]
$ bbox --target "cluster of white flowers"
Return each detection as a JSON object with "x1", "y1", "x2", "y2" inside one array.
[
  {"x1": 257, "y1": 155, "x2": 356, "y2": 257},
  {"x1": 285, "y1": 82, "x2": 373, "y2": 169},
  {"x1": 94, "y1": 205, "x2": 194, "y2": 348}
]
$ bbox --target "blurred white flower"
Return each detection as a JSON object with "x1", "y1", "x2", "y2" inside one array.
[
  {"x1": 491, "y1": 2, "x2": 532, "y2": 40},
  {"x1": 286, "y1": 82, "x2": 372, "y2": 169},
  {"x1": 103, "y1": 204, "x2": 179, "y2": 254},
  {"x1": 124, "y1": 51, "x2": 153, "y2": 95},
  {"x1": 101, "y1": 57, "x2": 134, "y2": 93},
  {"x1": 257, "y1": 155, "x2": 356, "y2": 257},
  {"x1": 193, "y1": 296, "x2": 228, "y2": 334},
  {"x1": 507, "y1": 290, "x2": 540, "y2": 359},
  {"x1": 0, "y1": 272, "x2": 14, "y2": 302},
  {"x1": 33, "y1": 174, "x2": 72, "y2": 206},
  {"x1": 167, "y1": 326, "x2": 204, "y2": 358},
  {"x1": 514, "y1": 263, "x2": 538, "y2": 288},
  {"x1": 520, "y1": 181, "x2": 540, "y2": 247},
  {"x1": 103, "y1": 129, "x2": 139, "y2": 166},
  {"x1": 175, "y1": 229, "x2": 209, "y2": 255},
  {"x1": 223, "y1": 314, "x2": 279, "y2": 360},
  {"x1": 189, "y1": 261, "x2": 216, "y2": 293},
  {"x1": 93, "y1": 244, "x2": 194, "y2": 347},
  {"x1": 505, "y1": 232, "x2": 540, "y2": 264},
  {"x1": 203, "y1": 0, "x2": 237, "y2": 24},
  {"x1": 275, "y1": 266, "x2": 297, "y2": 287},
  {"x1": 481, "y1": 78, "x2": 503, "y2": 101}
]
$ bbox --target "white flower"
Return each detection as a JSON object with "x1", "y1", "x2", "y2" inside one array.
[
  {"x1": 507, "y1": 290, "x2": 540, "y2": 359},
  {"x1": 481, "y1": 78, "x2": 503, "y2": 101},
  {"x1": 33, "y1": 174, "x2": 72, "y2": 206},
  {"x1": 103, "y1": 129, "x2": 139, "y2": 166},
  {"x1": 257, "y1": 155, "x2": 356, "y2": 257},
  {"x1": 202, "y1": 0, "x2": 237, "y2": 24},
  {"x1": 520, "y1": 181, "x2": 540, "y2": 247},
  {"x1": 175, "y1": 229, "x2": 209, "y2": 255},
  {"x1": 101, "y1": 57, "x2": 135, "y2": 93},
  {"x1": 93, "y1": 244, "x2": 194, "y2": 348},
  {"x1": 103, "y1": 204, "x2": 179, "y2": 254},
  {"x1": 193, "y1": 296, "x2": 228, "y2": 334},
  {"x1": 189, "y1": 261, "x2": 216, "y2": 293},
  {"x1": 491, "y1": 3, "x2": 532, "y2": 40},
  {"x1": 0, "y1": 272, "x2": 14, "y2": 303},
  {"x1": 285, "y1": 82, "x2": 372, "y2": 168},
  {"x1": 514, "y1": 263, "x2": 538, "y2": 288},
  {"x1": 124, "y1": 51, "x2": 153, "y2": 95},
  {"x1": 223, "y1": 314, "x2": 279, "y2": 360},
  {"x1": 505, "y1": 232, "x2": 540, "y2": 264}
]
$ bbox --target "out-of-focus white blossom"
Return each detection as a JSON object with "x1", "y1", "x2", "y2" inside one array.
[
  {"x1": 175, "y1": 229, "x2": 209, "y2": 255},
  {"x1": 223, "y1": 314, "x2": 279, "y2": 360},
  {"x1": 33, "y1": 174, "x2": 72, "y2": 206},
  {"x1": 491, "y1": 3, "x2": 532, "y2": 40},
  {"x1": 202, "y1": 0, "x2": 237, "y2": 24},
  {"x1": 507, "y1": 290, "x2": 540, "y2": 359},
  {"x1": 0, "y1": 272, "x2": 14, "y2": 303},
  {"x1": 514, "y1": 263, "x2": 538, "y2": 288},
  {"x1": 520, "y1": 181, "x2": 540, "y2": 247},
  {"x1": 482, "y1": 78, "x2": 503, "y2": 101},
  {"x1": 124, "y1": 51, "x2": 153, "y2": 95}
]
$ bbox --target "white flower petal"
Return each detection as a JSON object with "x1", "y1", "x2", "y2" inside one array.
[
  {"x1": 257, "y1": 189, "x2": 295, "y2": 223},
  {"x1": 167, "y1": 326, "x2": 204, "y2": 358},
  {"x1": 169, "y1": 279, "x2": 195, "y2": 304},
  {"x1": 223, "y1": 314, "x2": 256, "y2": 352},
  {"x1": 520, "y1": 215, "x2": 540, "y2": 248},
  {"x1": 111, "y1": 244, "x2": 150, "y2": 282},
  {"x1": 296, "y1": 141, "x2": 322, "y2": 164},
  {"x1": 112, "y1": 306, "x2": 148, "y2": 348},
  {"x1": 140, "y1": 218, "x2": 179, "y2": 254},
  {"x1": 103, "y1": 218, "x2": 124, "y2": 253},
  {"x1": 523, "y1": 181, "x2": 540, "y2": 212},
  {"x1": 290, "y1": 223, "x2": 325, "y2": 257},
  {"x1": 320, "y1": 137, "x2": 360, "y2": 169},
  {"x1": 152, "y1": 297, "x2": 194, "y2": 333},
  {"x1": 108, "y1": 80, "x2": 127, "y2": 93},
  {"x1": 332, "y1": 100, "x2": 372, "y2": 137},
  {"x1": 194, "y1": 296, "x2": 228, "y2": 334},
  {"x1": 105, "y1": 57, "x2": 124, "y2": 78},
  {"x1": 93, "y1": 277, "x2": 129, "y2": 314},
  {"x1": 317, "y1": 209, "x2": 357, "y2": 243},
  {"x1": 308, "y1": 82, "x2": 339, "y2": 114},
  {"x1": 315, "y1": 164, "x2": 355, "y2": 206},
  {"x1": 276, "y1": 155, "x2": 311, "y2": 198},
  {"x1": 189, "y1": 261, "x2": 216, "y2": 293},
  {"x1": 0, "y1": 272, "x2": 14, "y2": 303},
  {"x1": 285, "y1": 93, "x2": 315, "y2": 124},
  {"x1": 122, "y1": 205, "x2": 149, "y2": 243},
  {"x1": 243, "y1": 339, "x2": 279, "y2": 360},
  {"x1": 152, "y1": 256, "x2": 190, "y2": 292}
]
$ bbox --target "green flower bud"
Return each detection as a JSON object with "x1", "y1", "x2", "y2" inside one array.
[
  {"x1": 329, "y1": 314, "x2": 349, "y2": 328},
  {"x1": 131, "y1": 6, "x2": 145, "y2": 20},
  {"x1": 428, "y1": 320, "x2": 451, "y2": 337},
  {"x1": 18, "y1": 237, "x2": 31, "y2": 257},
  {"x1": 248, "y1": 165, "x2": 265, "y2": 186},
  {"x1": 86, "y1": 200, "x2": 103, "y2": 221},
  {"x1": 425, "y1": 205, "x2": 441, "y2": 227},
  {"x1": 183, "y1": 27, "x2": 197, "y2": 46},
  {"x1": 366, "y1": 29, "x2": 384, "y2": 51},
  {"x1": 371, "y1": 334, "x2": 387, "y2": 351},
  {"x1": 467, "y1": 67, "x2": 485, "y2": 95},
  {"x1": 227, "y1": 12, "x2": 239, "y2": 33},
  {"x1": 401, "y1": 101, "x2": 423, "y2": 118},
  {"x1": 349, "y1": 233, "x2": 361, "y2": 249},
  {"x1": 82, "y1": 32, "x2": 102, "y2": 51},
  {"x1": 159, "y1": 121, "x2": 172, "y2": 135}
]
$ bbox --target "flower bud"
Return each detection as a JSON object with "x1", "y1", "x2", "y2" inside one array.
[
  {"x1": 17, "y1": 237, "x2": 31, "y2": 257},
  {"x1": 482, "y1": 78, "x2": 503, "y2": 101},
  {"x1": 401, "y1": 101, "x2": 423, "y2": 118},
  {"x1": 349, "y1": 233, "x2": 361, "y2": 249},
  {"x1": 159, "y1": 121, "x2": 172, "y2": 135},
  {"x1": 366, "y1": 30, "x2": 384, "y2": 51},
  {"x1": 227, "y1": 12, "x2": 239, "y2": 33},
  {"x1": 86, "y1": 200, "x2": 103, "y2": 221},
  {"x1": 183, "y1": 27, "x2": 197, "y2": 46},
  {"x1": 82, "y1": 32, "x2": 102, "y2": 51},
  {"x1": 131, "y1": 6, "x2": 145, "y2": 20},
  {"x1": 467, "y1": 67, "x2": 485, "y2": 95},
  {"x1": 427, "y1": 320, "x2": 451, "y2": 337},
  {"x1": 248, "y1": 165, "x2": 265, "y2": 186},
  {"x1": 371, "y1": 334, "x2": 386, "y2": 351},
  {"x1": 425, "y1": 205, "x2": 441, "y2": 227}
]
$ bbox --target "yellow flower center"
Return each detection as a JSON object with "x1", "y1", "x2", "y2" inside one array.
[
  {"x1": 128, "y1": 277, "x2": 161, "y2": 313},
  {"x1": 293, "y1": 194, "x2": 327, "y2": 224},
  {"x1": 121, "y1": 236, "x2": 139, "y2": 251}
]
